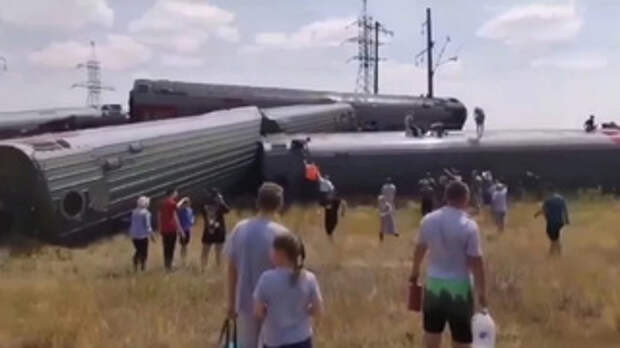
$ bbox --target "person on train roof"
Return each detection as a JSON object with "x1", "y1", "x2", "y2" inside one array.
[{"x1": 584, "y1": 115, "x2": 596, "y2": 133}]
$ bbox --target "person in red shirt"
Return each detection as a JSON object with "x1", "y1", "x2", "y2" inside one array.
[{"x1": 158, "y1": 188, "x2": 184, "y2": 271}]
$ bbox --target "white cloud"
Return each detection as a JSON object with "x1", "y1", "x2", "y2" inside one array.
[
  {"x1": 160, "y1": 54, "x2": 203, "y2": 68},
  {"x1": 531, "y1": 52, "x2": 608, "y2": 71},
  {"x1": 29, "y1": 35, "x2": 152, "y2": 71},
  {"x1": 129, "y1": 0, "x2": 239, "y2": 53},
  {"x1": 255, "y1": 17, "x2": 356, "y2": 49},
  {"x1": 216, "y1": 26, "x2": 241, "y2": 43},
  {"x1": 0, "y1": 0, "x2": 113, "y2": 30},
  {"x1": 477, "y1": 1, "x2": 583, "y2": 45}
]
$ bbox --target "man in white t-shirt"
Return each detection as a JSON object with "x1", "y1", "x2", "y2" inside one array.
[
  {"x1": 490, "y1": 182, "x2": 508, "y2": 233},
  {"x1": 410, "y1": 181, "x2": 488, "y2": 348},
  {"x1": 225, "y1": 182, "x2": 289, "y2": 348}
]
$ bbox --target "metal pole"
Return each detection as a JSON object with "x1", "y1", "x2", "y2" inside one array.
[
  {"x1": 374, "y1": 21, "x2": 380, "y2": 94},
  {"x1": 426, "y1": 8, "x2": 434, "y2": 98}
]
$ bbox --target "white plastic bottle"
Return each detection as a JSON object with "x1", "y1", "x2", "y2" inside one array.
[{"x1": 472, "y1": 311, "x2": 497, "y2": 348}]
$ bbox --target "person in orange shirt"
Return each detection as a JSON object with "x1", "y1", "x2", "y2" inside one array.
[
  {"x1": 303, "y1": 160, "x2": 321, "y2": 202},
  {"x1": 304, "y1": 160, "x2": 320, "y2": 182}
]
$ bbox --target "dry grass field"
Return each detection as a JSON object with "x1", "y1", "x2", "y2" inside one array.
[{"x1": 1, "y1": 196, "x2": 619, "y2": 347}]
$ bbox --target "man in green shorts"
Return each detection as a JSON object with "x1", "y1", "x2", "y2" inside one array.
[{"x1": 410, "y1": 181, "x2": 488, "y2": 348}]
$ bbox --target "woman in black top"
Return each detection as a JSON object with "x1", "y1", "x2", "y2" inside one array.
[
  {"x1": 324, "y1": 194, "x2": 346, "y2": 242},
  {"x1": 201, "y1": 190, "x2": 230, "y2": 271}
]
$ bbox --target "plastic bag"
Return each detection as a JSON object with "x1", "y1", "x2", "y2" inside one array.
[
  {"x1": 472, "y1": 312, "x2": 496, "y2": 348},
  {"x1": 217, "y1": 318, "x2": 237, "y2": 348}
]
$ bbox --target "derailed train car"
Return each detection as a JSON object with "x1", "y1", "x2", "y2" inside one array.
[
  {"x1": 260, "y1": 103, "x2": 356, "y2": 135},
  {"x1": 129, "y1": 79, "x2": 467, "y2": 131},
  {"x1": 0, "y1": 107, "x2": 262, "y2": 242},
  {"x1": 262, "y1": 130, "x2": 620, "y2": 198},
  {"x1": 0, "y1": 105, "x2": 127, "y2": 140}
]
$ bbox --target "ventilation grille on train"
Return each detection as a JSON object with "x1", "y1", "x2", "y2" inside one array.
[{"x1": 26, "y1": 139, "x2": 71, "y2": 151}]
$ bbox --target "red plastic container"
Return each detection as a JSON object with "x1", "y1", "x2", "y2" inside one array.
[{"x1": 408, "y1": 282, "x2": 423, "y2": 312}]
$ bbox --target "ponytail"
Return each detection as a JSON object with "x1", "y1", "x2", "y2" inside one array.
[
  {"x1": 291, "y1": 236, "x2": 306, "y2": 286},
  {"x1": 273, "y1": 233, "x2": 306, "y2": 286}
]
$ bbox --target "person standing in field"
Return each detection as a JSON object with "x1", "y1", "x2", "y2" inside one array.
[
  {"x1": 129, "y1": 196, "x2": 155, "y2": 272},
  {"x1": 158, "y1": 188, "x2": 184, "y2": 271},
  {"x1": 177, "y1": 197, "x2": 195, "y2": 265},
  {"x1": 490, "y1": 182, "x2": 508, "y2": 233},
  {"x1": 303, "y1": 160, "x2": 321, "y2": 202},
  {"x1": 201, "y1": 189, "x2": 230, "y2": 271},
  {"x1": 419, "y1": 177, "x2": 436, "y2": 217},
  {"x1": 469, "y1": 170, "x2": 483, "y2": 214},
  {"x1": 225, "y1": 182, "x2": 289, "y2": 348},
  {"x1": 254, "y1": 233, "x2": 323, "y2": 348},
  {"x1": 381, "y1": 177, "x2": 397, "y2": 208},
  {"x1": 535, "y1": 189, "x2": 569, "y2": 255},
  {"x1": 318, "y1": 174, "x2": 334, "y2": 206},
  {"x1": 481, "y1": 171, "x2": 494, "y2": 206},
  {"x1": 410, "y1": 181, "x2": 488, "y2": 348},
  {"x1": 323, "y1": 192, "x2": 347, "y2": 242},
  {"x1": 378, "y1": 195, "x2": 398, "y2": 241}
]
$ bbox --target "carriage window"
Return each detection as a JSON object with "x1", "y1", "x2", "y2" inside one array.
[{"x1": 61, "y1": 191, "x2": 85, "y2": 220}]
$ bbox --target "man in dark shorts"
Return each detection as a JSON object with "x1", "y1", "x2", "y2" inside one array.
[
  {"x1": 158, "y1": 188, "x2": 183, "y2": 271},
  {"x1": 535, "y1": 190, "x2": 569, "y2": 255},
  {"x1": 201, "y1": 189, "x2": 230, "y2": 270},
  {"x1": 411, "y1": 181, "x2": 488, "y2": 348},
  {"x1": 323, "y1": 193, "x2": 346, "y2": 242}
]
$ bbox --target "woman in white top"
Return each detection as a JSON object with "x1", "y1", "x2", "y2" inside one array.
[
  {"x1": 378, "y1": 195, "x2": 398, "y2": 242},
  {"x1": 128, "y1": 196, "x2": 155, "y2": 271}
]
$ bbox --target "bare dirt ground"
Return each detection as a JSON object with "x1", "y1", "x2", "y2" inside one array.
[{"x1": 0, "y1": 197, "x2": 619, "y2": 347}]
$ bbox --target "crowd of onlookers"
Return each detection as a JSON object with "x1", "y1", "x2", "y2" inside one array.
[
  {"x1": 126, "y1": 164, "x2": 570, "y2": 347},
  {"x1": 128, "y1": 187, "x2": 230, "y2": 272}
]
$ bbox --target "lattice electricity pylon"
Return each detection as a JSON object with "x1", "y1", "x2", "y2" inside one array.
[
  {"x1": 71, "y1": 41, "x2": 114, "y2": 108},
  {"x1": 346, "y1": 0, "x2": 393, "y2": 95}
]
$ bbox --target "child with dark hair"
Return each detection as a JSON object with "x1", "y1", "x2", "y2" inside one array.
[
  {"x1": 176, "y1": 197, "x2": 195, "y2": 265},
  {"x1": 254, "y1": 233, "x2": 323, "y2": 348}
]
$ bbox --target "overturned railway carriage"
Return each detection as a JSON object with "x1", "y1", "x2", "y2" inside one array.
[
  {"x1": 260, "y1": 103, "x2": 356, "y2": 135},
  {"x1": 0, "y1": 107, "x2": 262, "y2": 242},
  {"x1": 129, "y1": 79, "x2": 467, "y2": 131},
  {"x1": 262, "y1": 130, "x2": 620, "y2": 198},
  {"x1": 0, "y1": 106, "x2": 127, "y2": 140}
]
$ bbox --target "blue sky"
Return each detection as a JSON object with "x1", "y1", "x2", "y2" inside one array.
[{"x1": 0, "y1": 0, "x2": 618, "y2": 129}]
